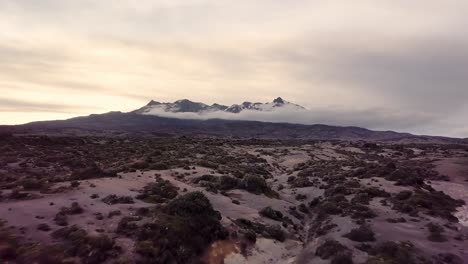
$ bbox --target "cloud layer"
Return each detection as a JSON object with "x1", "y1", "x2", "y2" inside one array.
[
  {"x1": 143, "y1": 106, "x2": 440, "y2": 134},
  {"x1": 0, "y1": 0, "x2": 467, "y2": 137}
]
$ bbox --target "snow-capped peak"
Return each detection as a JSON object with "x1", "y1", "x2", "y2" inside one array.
[
  {"x1": 134, "y1": 97, "x2": 306, "y2": 115},
  {"x1": 273, "y1": 97, "x2": 285, "y2": 105}
]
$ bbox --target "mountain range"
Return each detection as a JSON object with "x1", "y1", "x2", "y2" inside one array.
[
  {"x1": 134, "y1": 97, "x2": 305, "y2": 115},
  {"x1": 0, "y1": 97, "x2": 466, "y2": 143}
]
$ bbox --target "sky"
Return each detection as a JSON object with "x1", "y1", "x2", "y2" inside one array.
[{"x1": 0, "y1": 0, "x2": 467, "y2": 137}]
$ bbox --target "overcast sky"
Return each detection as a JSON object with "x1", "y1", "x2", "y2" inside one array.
[{"x1": 1, "y1": 0, "x2": 467, "y2": 137}]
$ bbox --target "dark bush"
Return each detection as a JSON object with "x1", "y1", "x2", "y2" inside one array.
[
  {"x1": 344, "y1": 225, "x2": 376, "y2": 242},
  {"x1": 116, "y1": 216, "x2": 140, "y2": 236},
  {"x1": 108, "y1": 210, "x2": 122, "y2": 218},
  {"x1": 242, "y1": 175, "x2": 269, "y2": 194},
  {"x1": 434, "y1": 253, "x2": 463, "y2": 264},
  {"x1": 241, "y1": 175, "x2": 278, "y2": 197},
  {"x1": 51, "y1": 225, "x2": 118, "y2": 264},
  {"x1": 331, "y1": 253, "x2": 354, "y2": 264},
  {"x1": 316, "y1": 239, "x2": 349, "y2": 260},
  {"x1": 367, "y1": 241, "x2": 415, "y2": 264},
  {"x1": 395, "y1": 190, "x2": 412, "y2": 200},
  {"x1": 59, "y1": 202, "x2": 84, "y2": 215},
  {"x1": 101, "y1": 195, "x2": 134, "y2": 205},
  {"x1": 426, "y1": 222, "x2": 447, "y2": 242},
  {"x1": 136, "y1": 179, "x2": 178, "y2": 204},
  {"x1": 135, "y1": 192, "x2": 228, "y2": 264},
  {"x1": 54, "y1": 213, "x2": 68, "y2": 226},
  {"x1": 298, "y1": 203, "x2": 310, "y2": 214},
  {"x1": 235, "y1": 218, "x2": 286, "y2": 242},
  {"x1": 192, "y1": 174, "x2": 217, "y2": 184},
  {"x1": 37, "y1": 223, "x2": 51, "y2": 231},
  {"x1": 296, "y1": 194, "x2": 307, "y2": 200},
  {"x1": 131, "y1": 161, "x2": 149, "y2": 170},
  {"x1": 71, "y1": 164, "x2": 116, "y2": 180},
  {"x1": 259, "y1": 206, "x2": 283, "y2": 221},
  {"x1": 391, "y1": 189, "x2": 465, "y2": 222},
  {"x1": 318, "y1": 201, "x2": 343, "y2": 215},
  {"x1": 20, "y1": 178, "x2": 44, "y2": 190},
  {"x1": 70, "y1": 181, "x2": 80, "y2": 188},
  {"x1": 218, "y1": 176, "x2": 241, "y2": 190},
  {"x1": 349, "y1": 204, "x2": 376, "y2": 219},
  {"x1": 150, "y1": 163, "x2": 169, "y2": 170},
  {"x1": 244, "y1": 229, "x2": 257, "y2": 242},
  {"x1": 291, "y1": 177, "x2": 314, "y2": 188}
]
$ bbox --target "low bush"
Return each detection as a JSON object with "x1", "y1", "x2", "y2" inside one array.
[
  {"x1": 20, "y1": 178, "x2": 45, "y2": 190},
  {"x1": 331, "y1": 253, "x2": 354, "y2": 264},
  {"x1": 116, "y1": 216, "x2": 140, "y2": 236},
  {"x1": 108, "y1": 210, "x2": 122, "y2": 218},
  {"x1": 51, "y1": 225, "x2": 118, "y2": 264},
  {"x1": 316, "y1": 239, "x2": 349, "y2": 260},
  {"x1": 235, "y1": 218, "x2": 286, "y2": 242},
  {"x1": 101, "y1": 195, "x2": 134, "y2": 205},
  {"x1": 426, "y1": 223, "x2": 447, "y2": 242},
  {"x1": 134, "y1": 192, "x2": 228, "y2": 264},
  {"x1": 344, "y1": 225, "x2": 376, "y2": 242},
  {"x1": 259, "y1": 206, "x2": 283, "y2": 221},
  {"x1": 71, "y1": 164, "x2": 116, "y2": 180},
  {"x1": 366, "y1": 241, "x2": 416, "y2": 264},
  {"x1": 136, "y1": 179, "x2": 178, "y2": 204},
  {"x1": 59, "y1": 202, "x2": 84, "y2": 215},
  {"x1": 37, "y1": 223, "x2": 51, "y2": 231},
  {"x1": 391, "y1": 189, "x2": 465, "y2": 222}
]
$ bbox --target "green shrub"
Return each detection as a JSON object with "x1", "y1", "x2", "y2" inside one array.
[{"x1": 135, "y1": 192, "x2": 228, "y2": 264}]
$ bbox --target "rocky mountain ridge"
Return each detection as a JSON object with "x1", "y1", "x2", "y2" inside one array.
[{"x1": 134, "y1": 97, "x2": 305, "y2": 115}]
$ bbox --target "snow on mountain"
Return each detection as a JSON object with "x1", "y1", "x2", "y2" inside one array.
[{"x1": 134, "y1": 97, "x2": 305, "y2": 116}]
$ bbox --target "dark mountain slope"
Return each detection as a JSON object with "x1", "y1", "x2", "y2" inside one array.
[{"x1": 0, "y1": 111, "x2": 460, "y2": 143}]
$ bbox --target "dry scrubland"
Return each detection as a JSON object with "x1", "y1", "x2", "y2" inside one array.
[{"x1": 0, "y1": 134, "x2": 468, "y2": 264}]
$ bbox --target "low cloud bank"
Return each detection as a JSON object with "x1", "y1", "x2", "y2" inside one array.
[{"x1": 142, "y1": 107, "x2": 445, "y2": 136}]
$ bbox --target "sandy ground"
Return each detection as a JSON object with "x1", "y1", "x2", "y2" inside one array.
[
  {"x1": 2, "y1": 143, "x2": 468, "y2": 263},
  {"x1": 225, "y1": 238, "x2": 302, "y2": 264},
  {"x1": 433, "y1": 158, "x2": 468, "y2": 227},
  {"x1": 0, "y1": 166, "x2": 305, "y2": 263}
]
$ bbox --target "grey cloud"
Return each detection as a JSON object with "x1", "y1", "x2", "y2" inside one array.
[
  {"x1": 273, "y1": 38, "x2": 468, "y2": 113},
  {"x1": 329, "y1": 44, "x2": 468, "y2": 112},
  {"x1": 143, "y1": 107, "x2": 440, "y2": 136},
  {"x1": 0, "y1": 98, "x2": 96, "y2": 113}
]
